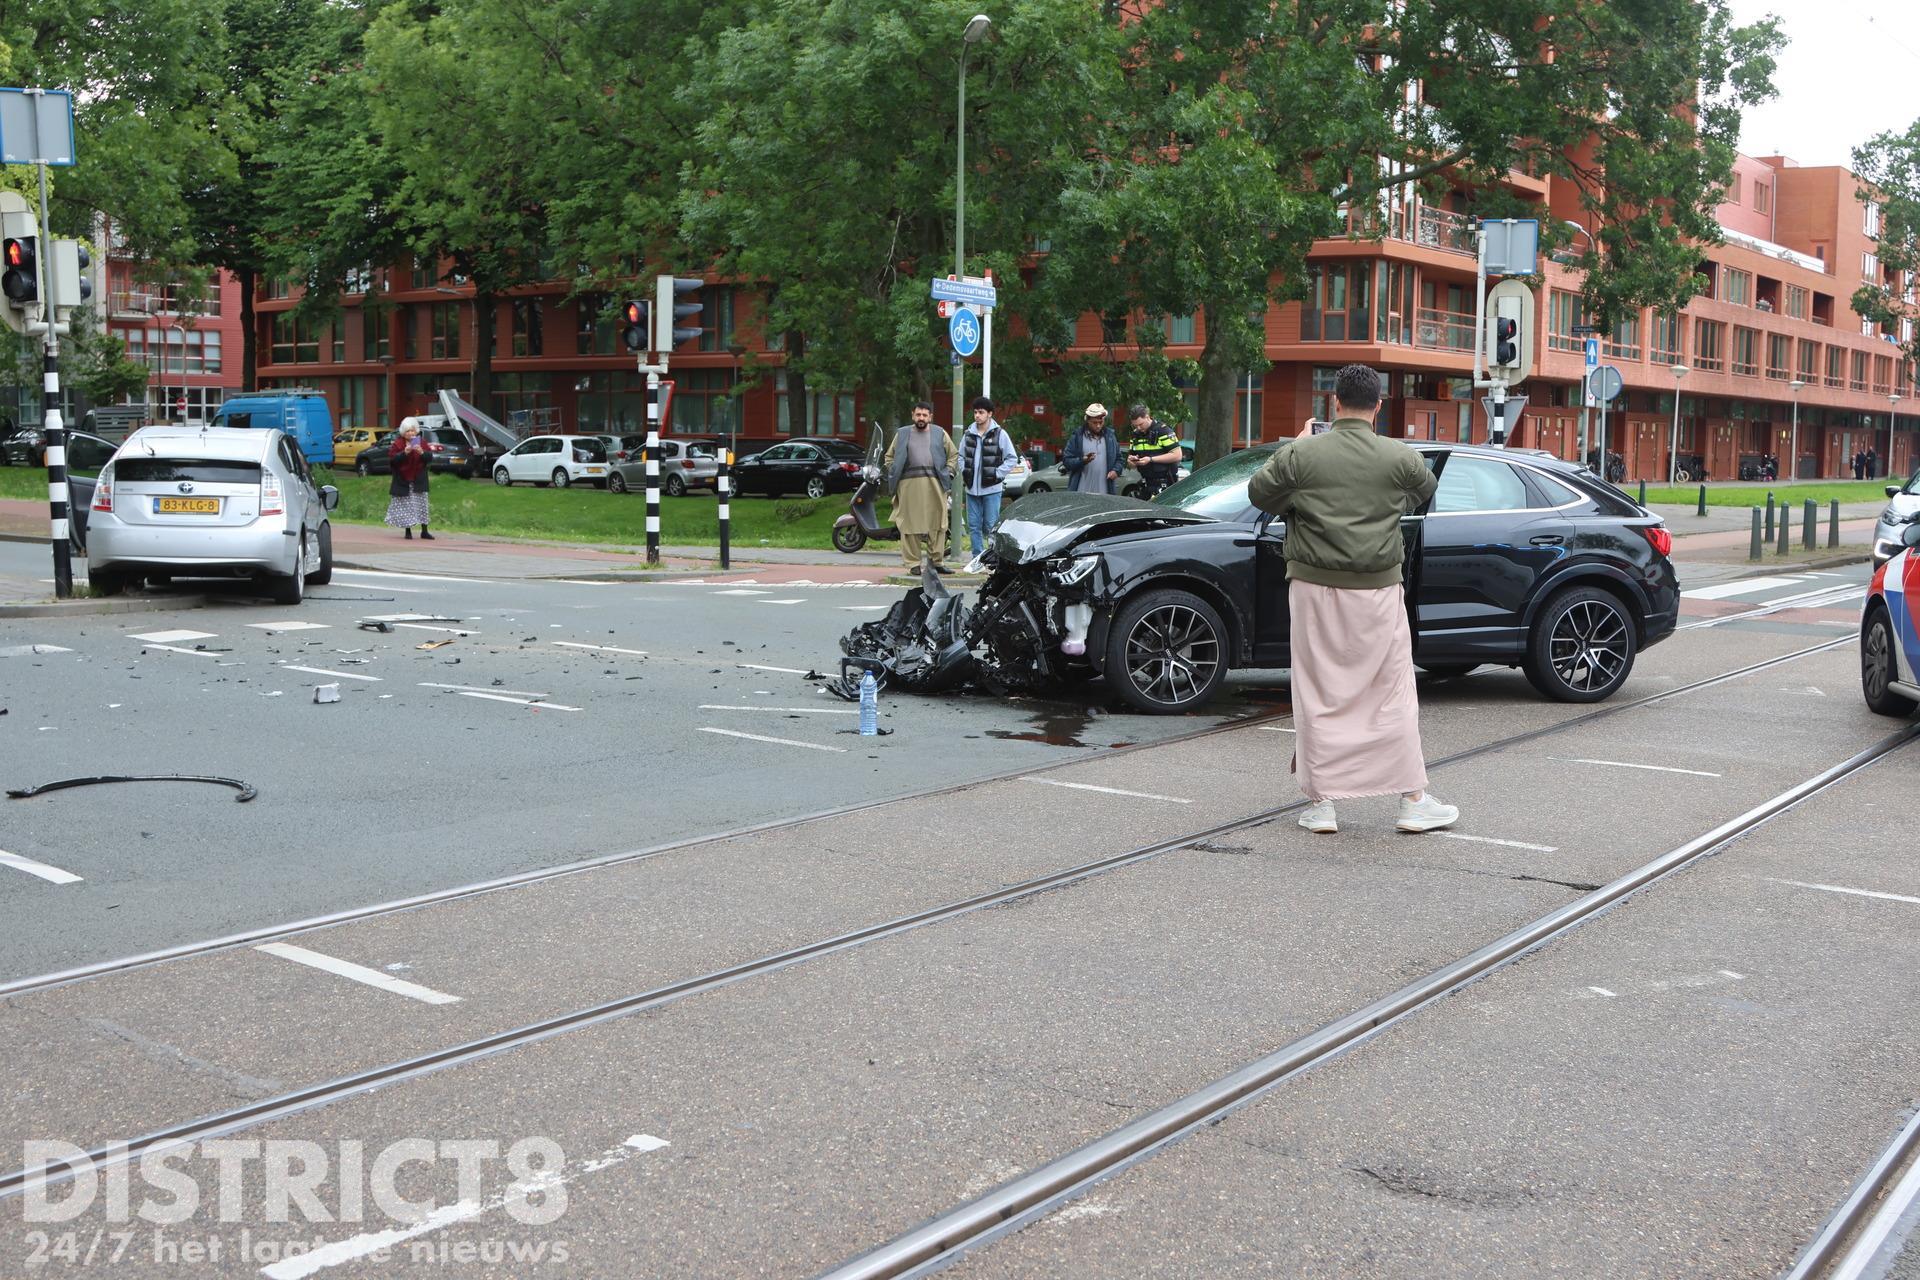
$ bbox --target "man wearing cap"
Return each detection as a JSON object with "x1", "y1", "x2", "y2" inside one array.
[{"x1": 1061, "y1": 403, "x2": 1124, "y2": 496}]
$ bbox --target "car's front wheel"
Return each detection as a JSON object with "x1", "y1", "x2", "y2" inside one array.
[
  {"x1": 88, "y1": 567, "x2": 131, "y2": 597},
  {"x1": 356, "y1": 457, "x2": 372, "y2": 477},
  {"x1": 1104, "y1": 588, "x2": 1229, "y2": 713},
  {"x1": 1523, "y1": 585, "x2": 1636, "y2": 702},
  {"x1": 609, "y1": 472, "x2": 628, "y2": 494},
  {"x1": 1028, "y1": 482, "x2": 1051, "y2": 494},
  {"x1": 306, "y1": 523, "x2": 333, "y2": 586},
  {"x1": 1861, "y1": 604, "x2": 1916, "y2": 716}
]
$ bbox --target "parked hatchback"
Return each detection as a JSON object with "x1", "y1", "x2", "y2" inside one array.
[
  {"x1": 607, "y1": 438, "x2": 721, "y2": 495},
  {"x1": 492, "y1": 435, "x2": 610, "y2": 488},
  {"x1": 355, "y1": 428, "x2": 482, "y2": 479},
  {"x1": 86, "y1": 427, "x2": 339, "y2": 604}
]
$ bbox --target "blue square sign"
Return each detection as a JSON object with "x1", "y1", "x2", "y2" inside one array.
[{"x1": 1584, "y1": 337, "x2": 1599, "y2": 369}]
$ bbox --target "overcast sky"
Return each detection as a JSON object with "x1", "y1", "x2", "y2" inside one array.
[{"x1": 1727, "y1": 0, "x2": 1920, "y2": 168}]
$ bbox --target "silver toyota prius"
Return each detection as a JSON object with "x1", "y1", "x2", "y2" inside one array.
[{"x1": 85, "y1": 426, "x2": 340, "y2": 604}]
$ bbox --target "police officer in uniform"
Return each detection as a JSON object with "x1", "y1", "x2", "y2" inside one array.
[{"x1": 1126, "y1": 404, "x2": 1183, "y2": 499}]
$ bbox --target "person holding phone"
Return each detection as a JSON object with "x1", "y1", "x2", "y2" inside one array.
[
  {"x1": 385, "y1": 422, "x2": 434, "y2": 540},
  {"x1": 1061, "y1": 403, "x2": 1123, "y2": 496}
]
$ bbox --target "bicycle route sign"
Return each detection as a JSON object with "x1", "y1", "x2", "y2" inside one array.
[{"x1": 948, "y1": 306, "x2": 981, "y2": 358}]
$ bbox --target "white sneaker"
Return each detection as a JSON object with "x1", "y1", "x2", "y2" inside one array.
[
  {"x1": 1396, "y1": 793, "x2": 1459, "y2": 833},
  {"x1": 1298, "y1": 801, "x2": 1337, "y2": 834}
]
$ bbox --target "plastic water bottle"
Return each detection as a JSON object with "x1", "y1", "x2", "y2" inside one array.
[{"x1": 859, "y1": 671, "x2": 878, "y2": 736}]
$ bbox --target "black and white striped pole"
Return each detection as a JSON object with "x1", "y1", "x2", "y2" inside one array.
[
  {"x1": 644, "y1": 372, "x2": 661, "y2": 566},
  {"x1": 717, "y1": 447, "x2": 732, "y2": 569}
]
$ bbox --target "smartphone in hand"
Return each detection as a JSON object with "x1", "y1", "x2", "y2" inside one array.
[{"x1": 1308, "y1": 419, "x2": 1331, "y2": 435}]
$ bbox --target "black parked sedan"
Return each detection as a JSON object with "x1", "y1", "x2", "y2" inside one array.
[
  {"x1": 731, "y1": 438, "x2": 867, "y2": 498},
  {"x1": 353, "y1": 428, "x2": 482, "y2": 479},
  {"x1": 970, "y1": 442, "x2": 1679, "y2": 713}
]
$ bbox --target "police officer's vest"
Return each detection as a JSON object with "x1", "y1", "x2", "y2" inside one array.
[{"x1": 1130, "y1": 420, "x2": 1180, "y2": 485}]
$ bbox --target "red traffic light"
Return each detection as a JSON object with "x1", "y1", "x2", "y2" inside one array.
[
  {"x1": 622, "y1": 300, "x2": 644, "y2": 326},
  {"x1": 4, "y1": 239, "x2": 23, "y2": 268}
]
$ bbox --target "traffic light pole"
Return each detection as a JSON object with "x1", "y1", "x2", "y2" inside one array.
[
  {"x1": 35, "y1": 158, "x2": 70, "y2": 598},
  {"x1": 644, "y1": 369, "x2": 662, "y2": 566}
]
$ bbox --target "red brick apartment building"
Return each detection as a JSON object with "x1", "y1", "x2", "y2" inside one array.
[
  {"x1": 98, "y1": 227, "x2": 245, "y2": 422},
  {"x1": 251, "y1": 153, "x2": 1917, "y2": 481}
]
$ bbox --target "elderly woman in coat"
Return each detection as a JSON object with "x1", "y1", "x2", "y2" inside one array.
[{"x1": 385, "y1": 422, "x2": 434, "y2": 539}]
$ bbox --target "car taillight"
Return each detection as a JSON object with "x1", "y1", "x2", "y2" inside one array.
[
  {"x1": 261, "y1": 471, "x2": 285, "y2": 516},
  {"x1": 614, "y1": 450, "x2": 629, "y2": 461},
  {"x1": 681, "y1": 459, "x2": 696, "y2": 469},
  {"x1": 839, "y1": 462, "x2": 859, "y2": 472},
  {"x1": 427, "y1": 442, "x2": 445, "y2": 452},
  {"x1": 1640, "y1": 525, "x2": 1671, "y2": 557},
  {"x1": 91, "y1": 471, "x2": 112, "y2": 512}
]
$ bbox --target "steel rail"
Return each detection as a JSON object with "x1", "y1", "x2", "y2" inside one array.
[
  {"x1": 817, "y1": 725, "x2": 1919, "y2": 1280},
  {"x1": 1784, "y1": 1108, "x2": 1920, "y2": 1280},
  {"x1": 0, "y1": 637, "x2": 1853, "y2": 1202},
  {"x1": 1680, "y1": 581, "x2": 1866, "y2": 630}
]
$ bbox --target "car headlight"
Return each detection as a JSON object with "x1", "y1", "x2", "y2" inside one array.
[
  {"x1": 1875, "y1": 540, "x2": 1902, "y2": 562},
  {"x1": 964, "y1": 552, "x2": 990, "y2": 574},
  {"x1": 1048, "y1": 553, "x2": 1100, "y2": 586}
]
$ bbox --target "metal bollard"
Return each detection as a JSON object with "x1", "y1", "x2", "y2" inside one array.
[
  {"x1": 717, "y1": 448, "x2": 732, "y2": 570},
  {"x1": 1750, "y1": 507, "x2": 1763, "y2": 561},
  {"x1": 1828, "y1": 499, "x2": 1839, "y2": 549},
  {"x1": 1765, "y1": 492, "x2": 1775, "y2": 541},
  {"x1": 1776, "y1": 501, "x2": 1791, "y2": 555},
  {"x1": 1638, "y1": 479, "x2": 1647, "y2": 506},
  {"x1": 1697, "y1": 483, "x2": 1707, "y2": 517},
  {"x1": 1802, "y1": 498, "x2": 1816, "y2": 550}
]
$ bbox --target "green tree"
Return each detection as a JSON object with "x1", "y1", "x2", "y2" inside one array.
[
  {"x1": 65, "y1": 307, "x2": 152, "y2": 406},
  {"x1": 1853, "y1": 119, "x2": 1920, "y2": 373},
  {"x1": 1049, "y1": 0, "x2": 1781, "y2": 463}
]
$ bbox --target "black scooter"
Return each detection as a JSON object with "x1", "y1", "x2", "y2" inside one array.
[{"x1": 832, "y1": 464, "x2": 899, "y2": 553}]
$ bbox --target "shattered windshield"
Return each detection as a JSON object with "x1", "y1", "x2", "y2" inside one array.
[{"x1": 1152, "y1": 446, "x2": 1275, "y2": 520}]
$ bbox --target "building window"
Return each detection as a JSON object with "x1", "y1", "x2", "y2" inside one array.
[
  {"x1": 1784, "y1": 285, "x2": 1809, "y2": 319},
  {"x1": 1723, "y1": 268, "x2": 1751, "y2": 307},
  {"x1": 340, "y1": 377, "x2": 389, "y2": 431},
  {"x1": 267, "y1": 278, "x2": 293, "y2": 300},
  {"x1": 1873, "y1": 355, "x2": 1893, "y2": 396},
  {"x1": 1866, "y1": 201, "x2": 1882, "y2": 237},
  {"x1": 1649, "y1": 312, "x2": 1682, "y2": 365},
  {"x1": 697, "y1": 287, "x2": 735, "y2": 353},
  {"x1": 363, "y1": 308, "x2": 389, "y2": 362},
  {"x1": 673, "y1": 368, "x2": 741, "y2": 433},
  {"x1": 511, "y1": 298, "x2": 544, "y2": 357},
  {"x1": 1727, "y1": 174, "x2": 1743, "y2": 204},
  {"x1": 1693, "y1": 319, "x2": 1725, "y2": 373},
  {"x1": 1731, "y1": 325, "x2": 1759, "y2": 377},
  {"x1": 1826, "y1": 345, "x2": 1845, "y2": 388},
  {"x1": 343, "y1": 264, "x2": 373, "y2": 295},
  {"x1": 1765, "y1": 333, "x2": 1791, "y2": 381},
  {"x1": 1547, "y1": 290, "x2": 1588, "y2": 353},
  {"x1": 1753, "y1": 182, "x2": 1770, "y2": 215},
  {"x1": 269, "y1": 313, "x2": 319, "y2": 364},
  {"x1": 772, "y1": 372, "x2": 855, "y2": 437},
  {"x1": 1797, "y1": 339, "x2": 1819, "y2": 381},
  {"x1": 1158, "y1": 313, "x2": 1197, "y2": 344},
  {"x1": 575, "y1": 295, "x2": 616, "y2": 356},
  {"x1": 412, "y1": 259, "x2": 438, "y2": 289},
  {"x1": 430, "y1": 302, "x2": 460, "y2": 359},
  {"x1": 1851, "y1": 350, "x2": 1869, "y2": 392},
  {"x1": 1603, "y1": 312, "x2": 1641, "y2": 361},
  {"x1": 1301, "y1": 264, "x2": 1370, "y2": 342},
  {"x1": 1864, "y1": 252, "x2": 1880, "y2": 282}
]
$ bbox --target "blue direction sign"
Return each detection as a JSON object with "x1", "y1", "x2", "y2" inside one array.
[
  {"x1": 1584, "y1": 337, "x2": 1599, "y2": 370},
  {"x1": 930, "y1": 276, "x2": 998, "y2": 309},
  {"x1": 948, "y1": 306, "x2": 982, "y2": 358}
]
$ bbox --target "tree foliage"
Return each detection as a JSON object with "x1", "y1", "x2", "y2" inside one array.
[{"x1": 1853, "y1": 119, "x2": 1920, "y2": 372}]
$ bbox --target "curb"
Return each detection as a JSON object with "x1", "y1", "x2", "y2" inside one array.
[
  {"x1": 331, "y1": 557, "x2": 727, "y2": 583},
  {"x1": 0, "y1": 592, "x2": 208, "y2": 619},
  {"x1": 0, "y1": 531, "x2": 52, "y2": 546}
]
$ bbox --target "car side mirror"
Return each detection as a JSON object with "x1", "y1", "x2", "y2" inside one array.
[
  {"x1": 1256, "y1": 511, "x2": 1284, "y2": 538},
  {"x1": 1887, "y1": 485, "x2": 1901, "y2": 499},
  {"x1": 1904, "y1": 520, "x2": 1920, "y2": 549},
  {"x1": 321, "y1": 485, "x2": 340, "y2": 510}
]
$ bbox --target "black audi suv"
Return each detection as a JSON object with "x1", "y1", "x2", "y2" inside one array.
[{"x1": 967, "y1": 441, "x2": 1679, "y2": 713}]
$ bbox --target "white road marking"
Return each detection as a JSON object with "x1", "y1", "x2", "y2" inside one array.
[
  {"x1": 254, "y1": 943, "x2": 460, "y2": 1004},
  {"x1": 0, "y1": 850, "x2": 82, "y2": 885},
  {"x1": 553, "y1": 640, "x2": 648, "y2": 656},
  {"x1": 758, "y1": 598, "x2": 807, "y2": 605},
  {"x1": 137, "y1": 642, "x2": 225, "y2": 658},
  {"x1": 452, "y1": 691, "x2": 582, "y2": 712},
  {"x1": 738, "y1": 663, "x2": 810, "y2": 674},
  {"x1": 1780, "y1": 685, "x2": 1826, "y2": 697},
  {"x1": 1719, "y1": 969, "x2": 1746, "y2": 979},
  {"x1": 279, "y1": 664, "x2": 382, "y2": 682},
  {"x1": 247, "y1": 620, "x2": 329, "y2": 632},
  {"x1": 394, "y1": 623, "x2": 478, "y2": 636},
  {"x1": 1766, "y1": 877, "x2": 1920, "y2": 906},
  {"x1": 1023, "y1": 777, "x2": 1192, "y2": 804},
  {"x1": 713, "y1": 588, "x2": 772, "y2": 596},
  {"x1": 699, "y1": 704, "x2": 858, "y2": 715},
  {"x1": 1260, "y1": 725, "x2": 1296, "y2": 733},
  {"x1": 1433, "y1": 831, "x2": 1560, "y2": 853},
  {"x1": 1586, "y1": 986, "x2": 1617, "y2": 998},
  {"x1": 258, "y1": 1133, "x2": 669, "y2": 1280},
  {"x1": 1648, "y1": 970, "x2": 1744, "y2": 991},
  {"x1": 127, "y1": 629, "x2": 217, "y2": 644},
  {"x1": 0, "y1": 643, "x2": 72, "y2": 656},
  {"x1": 1554, "y1": 757, "x2": 1722, "y2": 778},
  {"x1": 698, "y1": 727, "x2": 847, "y2": 753},
  {"x1": 321, "y1": 580, "x2": 429, "y2": 593},
  {"x1": 550, "y1": 579, "x2": 618, "y2": 586},
  {"x1": 335, "y1": 568, "x2": 497, "y2": 585},
  {"x1": 420, "y1": 681, "x2": 551, "y2": 697},
  {"x1": 1759, "y1": 584, "x2": 1864, "y2": 608},
  {"x1": 841, "y1": 604, "x2": 890, "y2": 611},
  {"x1": 361, "y1": 613, "x2": 467, "y2": 623},
  {"x1": 1680, "y1": 575, "x2": 1806, "y2": 600}
]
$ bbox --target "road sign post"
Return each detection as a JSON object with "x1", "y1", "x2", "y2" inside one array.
[
  {"x1": 932, "y1": 275, "x2": 997, "y2": 561},
  {"x1": 1588, "y1": 365, "x2": 1623, "y2": 481}
]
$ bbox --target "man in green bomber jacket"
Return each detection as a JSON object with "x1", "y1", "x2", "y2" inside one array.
[{"x1": 1247, "y1": 363, "x2": 1458, "y2": 837}]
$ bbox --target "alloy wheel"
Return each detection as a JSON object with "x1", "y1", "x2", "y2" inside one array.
[
  {"x1": 1548, "y1": 597, "x2": 1630, "y2": 694},
  {"x1": 1864, "y1": 614, "x2": 1892, "y2": 704},
  {"x1": 1122, "y1": 604, "x2": 1221, "y2": 708}
]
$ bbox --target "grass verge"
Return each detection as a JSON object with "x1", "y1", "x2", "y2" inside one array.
[{"x1": 1639, "y1": 480, "x2": 1896, "y2": 507}]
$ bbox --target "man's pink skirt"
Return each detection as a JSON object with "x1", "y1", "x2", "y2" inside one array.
[{"x1": 1288, "y1": 580, "x2": 1430, "y2": 802}]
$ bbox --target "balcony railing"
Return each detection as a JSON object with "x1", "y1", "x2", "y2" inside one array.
[
  {"x1": 1412, "y1": 306, "x2": 1476, "y2": 353},
  {"x1": 1343, "y1": 204, "x2": 1476, "y2": 257},
  {"x1": 110, "y1": 289, "x2": 162, "y2": 315}
]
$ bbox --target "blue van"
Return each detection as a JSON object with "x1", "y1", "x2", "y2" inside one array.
[{"x1": 211, "y1": 391, "x2": 336, "y2": 466}]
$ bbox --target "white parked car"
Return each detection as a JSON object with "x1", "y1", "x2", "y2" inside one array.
[
  {"x1": 85, "y1": 426, "x2": 339, "y2": 604},
  {"x1": 492, "y1": 435, "x2": 611, "y2": 488}
]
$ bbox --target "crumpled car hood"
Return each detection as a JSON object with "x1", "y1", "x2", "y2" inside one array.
[{"x1": 990, "y1": 492, "x2": 1215, "y2": 564}]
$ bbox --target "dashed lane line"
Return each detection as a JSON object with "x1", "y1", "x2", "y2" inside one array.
[
  {"x1": 1765, "y1": 877, "x2": 1920, "y2": 906},
  {"x1": 450, "y1": 690, "x2": 582, "y2": 712},
  {"x1": 1553, "y1": 757, "x2": 1723, "y2": 778},
  {"x1": 698, "y1": 704, "x2": 858, "y2": 715},
  {"x1": 0, "y1": 644, "x2": 72, "y2": 656},
  {"x1": 419, "y1": 682, "x2": 550, "y2": 697},
  {"x1": 126, "y1": 629, "x2": 217, "y2": 644},
  {"x1": 553, "y1": 640, "x2": 648, "y2": 656},
  {"x1": 247, "y1": 620, "x2": 330, "y2": 633},
  {"x1": 254, "y1": 943, "x2": 461, "y2": 1005},
  {"x1": 698, "y1": 726, "x2": 846, "y2": 753},
  {"x1": 334, "y1": 568, "x2": 498, "y2": 585},
  {"x1": 1433, "y1": 831, "x2": 1560, "y2": 853},
  {"x1": 738, "y1": 663, "x2": 810, "y2": 675},
  {"x1": 1023, "y1": 777, "x2": 1192, "y2": 804},
  {"x1": 279, "y1": 664, "x2": 382, "y2": 682},
  {"x1": 0, "y1": 851, "x2": 82, "y2": 885}
]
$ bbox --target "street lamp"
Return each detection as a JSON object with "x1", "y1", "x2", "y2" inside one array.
[
  {"x1": 1787, "y1": 379, "x2": 1804, "y2": 484},
  {"x1": 1890, "y1": 392, "x2": 1903, "y2": 480},
  {"x1": 948, "y1": 12, "x2": 991, "y2": 563},
  {"x1": 1666, "y1": 363, "x2": 1688, "y2": 485}
]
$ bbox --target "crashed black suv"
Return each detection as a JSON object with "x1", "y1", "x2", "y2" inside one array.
[{"x1": 852, "y1": 442, "x2": 1679, "y2": 714}]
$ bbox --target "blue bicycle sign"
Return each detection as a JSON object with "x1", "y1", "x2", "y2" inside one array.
[{"x1": 948, "y1": 307, "x2": 981, "y2": 358}]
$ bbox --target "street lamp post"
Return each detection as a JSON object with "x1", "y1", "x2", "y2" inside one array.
[
  {"x1": 1890, "y1": 392, "x2": 1904, "y2": 480},
  {"x1": 1787, "y1": 379, "x2": 1804, "y2": 484},
  {"x1": 949, "y1": 12, "x2": 991, "y2": 565},
  {"x1": 1666, "y1": 364, "x2": 1688, "y2": 486}
]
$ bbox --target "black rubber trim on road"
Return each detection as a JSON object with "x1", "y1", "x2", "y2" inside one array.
[
  {"x1": 0, "y1": 637, "x2": 1852, "y2": 1203},
  {"x1": 7, "y1": 773, "x2": 257, "y2": 803},
  {"x1": 817, "y1": 724, "x2": 1920, "y2": 1280}
]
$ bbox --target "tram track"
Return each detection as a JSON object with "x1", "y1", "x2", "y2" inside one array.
[
  {"x1": 0, "y1": 635, "x2": 1855, "y2": 1202},
  {"x1": 816, "y1": 723, "x2": 1920, "y2": 1280},
  {"x1": 1788, "y1": 1109, "x2": 1920, "y2": 1280}
]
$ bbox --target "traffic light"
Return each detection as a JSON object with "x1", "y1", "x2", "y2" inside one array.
[
  {"x1": 655, "y1": 275, "x2": 705, "y2": 351},
  {"x1": 51, "y1": 239, "x2": 92, "y2": 315},
  {"x1": 620, "y1": 298, "x2": 650, "y2": 353},
  {"x1": 2, "y1": 235, "x2": 37, "y2": 307},
  {"x1": 1483, "y1": 282, "x2": 1534, "y2": 382},
  {"x1": 1493, "y1": 317, "x2": 1518, "y2": 367}
]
